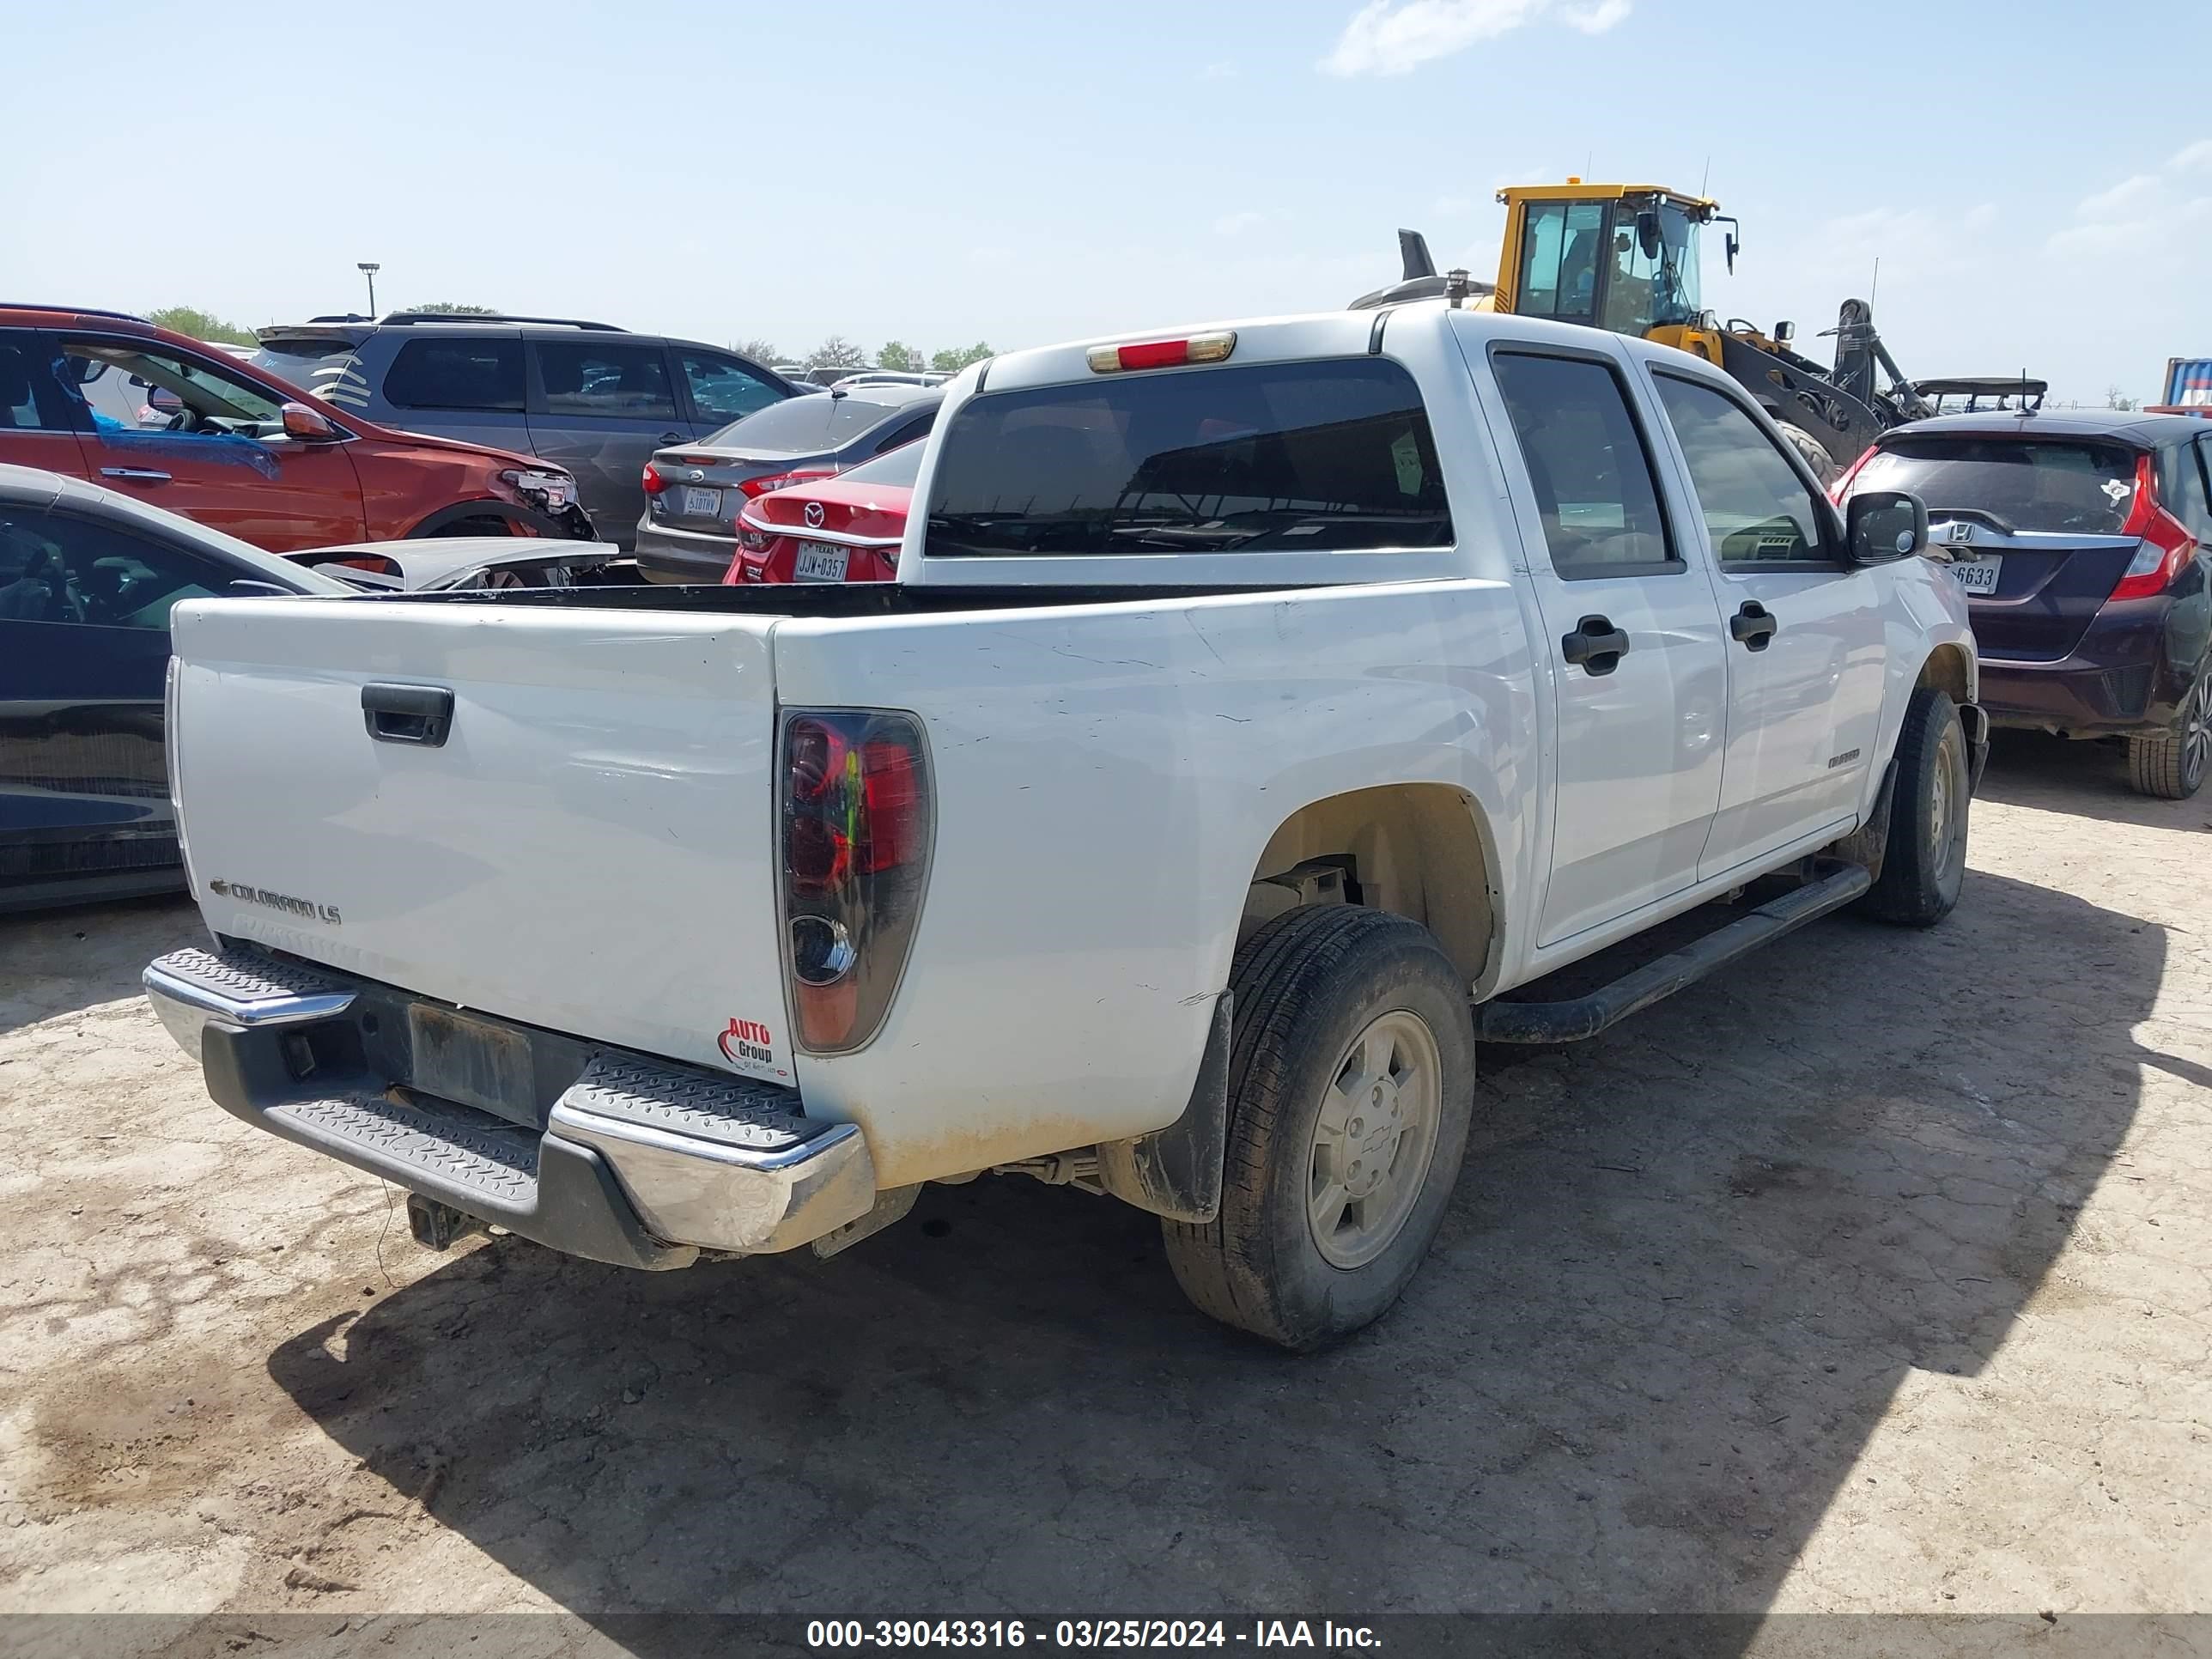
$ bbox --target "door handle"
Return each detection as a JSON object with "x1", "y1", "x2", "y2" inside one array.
[
  {"x1": 1560, "y1": 614, "x2": 1631, "y2": 677},
  {"x1": 100, "y1": 467, "x2": 172, "y2": 483},
  {"x1": 1730, "y1": 600, "x2": 1779, "y2": 651},
  {"x1": 659, "y1": 430, "x2": 685, "y2": 443},
  {"x1": 362, "y1": 683, "x2": 454, "y2": 747}
]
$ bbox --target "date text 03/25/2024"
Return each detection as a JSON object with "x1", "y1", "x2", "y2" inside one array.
[{"x1": 806, "y1": 1621, "x2": 1381, "y2": 1650}]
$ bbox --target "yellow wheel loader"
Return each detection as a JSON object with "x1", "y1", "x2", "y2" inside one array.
[{"x1": 1352, "y1": 181, "x2": 1945, "y2": 481}]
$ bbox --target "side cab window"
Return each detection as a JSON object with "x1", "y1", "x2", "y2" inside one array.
[
  {"x1": 0, "y1": 506, "x2": 228, "y2": 629},
  {"x1": 1650, "y1": 374, "x2": 1839, "y2": 566},
  {"x1": 1489, "y1": 349, "x2": 1677, "y2": 578}
]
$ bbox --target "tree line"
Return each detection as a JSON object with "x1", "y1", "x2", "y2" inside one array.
[{"x1": 736, "y1": 336, "x2": 995, "y2": 374}]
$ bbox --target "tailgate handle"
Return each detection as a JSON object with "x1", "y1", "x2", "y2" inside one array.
[{"x1": 362, "y1": 683, "x2": 455, "y2": 747}]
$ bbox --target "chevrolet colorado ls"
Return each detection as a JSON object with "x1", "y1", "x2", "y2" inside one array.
[{"x1": 145, "y1": 302, "x2": 1982, "y2": 1349}]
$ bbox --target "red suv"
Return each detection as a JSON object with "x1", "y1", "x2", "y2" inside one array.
[{"x1": 0, "y1": 307, "x2": 590, "y2": 549}]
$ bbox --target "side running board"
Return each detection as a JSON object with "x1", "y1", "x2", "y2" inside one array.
[{"x1": 1475, "y1": 861, "x2": 1873, "y2": 1044}]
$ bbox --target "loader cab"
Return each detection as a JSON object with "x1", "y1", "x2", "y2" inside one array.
[{"x1": 1494, "y1": 184, "x2": 1721, "y2": 356}]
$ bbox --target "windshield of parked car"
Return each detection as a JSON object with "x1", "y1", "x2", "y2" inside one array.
[
  {"x1": 1847, "y1": 436, "x2": 2140, "y2": 535},
  {"x1": 922, "y1": 358, "x2": 1452, "y2": 556},
  {"x1": 702, "y1": 390, "x2": 928, "y2": 454}
]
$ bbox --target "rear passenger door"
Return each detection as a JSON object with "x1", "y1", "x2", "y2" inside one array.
[
  {"x1": 0, "y1": 330, "x2": 92, "y2": 482},
  {"x1": 1486, "y1": 344, "x2": 1731, "y2": 947},
  {"x1": 526, "y1": 339, "x2": 686, "y2": 541},
  {"x1": 1645, "y1": 371, "x2": 1890, "y2": 878}
]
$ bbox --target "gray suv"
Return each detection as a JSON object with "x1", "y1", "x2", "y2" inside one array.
[{"x1": 250, "y1": 313, "x2": 801, "y2": 545}]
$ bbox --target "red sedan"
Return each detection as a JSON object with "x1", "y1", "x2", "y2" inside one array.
[{"x1": 723, "y1": 441, "x2": 919, "y2": 585}]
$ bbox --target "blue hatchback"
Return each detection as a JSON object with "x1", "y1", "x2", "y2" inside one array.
[{"x1": 1838, "y1": 410, "x2": 2212, "y2": 799}]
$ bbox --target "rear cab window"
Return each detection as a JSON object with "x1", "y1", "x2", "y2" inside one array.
[
  {"x1": 1846, "y1": 435, "x2": 2142, "y2": 536},
  {"x1": 922, "y1": 359, "x2": 1451, "y2": 559}
]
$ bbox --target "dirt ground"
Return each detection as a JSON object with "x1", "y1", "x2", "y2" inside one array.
[{"x1": 1, "y1": 733, "x2": 2207, "y2": 1651}]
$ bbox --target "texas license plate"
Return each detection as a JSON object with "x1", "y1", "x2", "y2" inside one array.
[
  {"x1": 793, "y1": 542, "x2": 849, "y2": 583},
  {"x1": 1952, "y1": 553, "x2": 2002, "y2": 597},
  {"x1": 682, "y1": 486, "x2": 721, "y2": 517}
]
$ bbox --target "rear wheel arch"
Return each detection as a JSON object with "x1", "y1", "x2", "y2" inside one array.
[{"x1": 1237, "y1": 783, "x2": 1499, "y2": 991}]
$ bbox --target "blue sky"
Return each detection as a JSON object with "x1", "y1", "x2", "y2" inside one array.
[{"x1": 6, "y1": 0, "x2": 2206, "y2": 402}]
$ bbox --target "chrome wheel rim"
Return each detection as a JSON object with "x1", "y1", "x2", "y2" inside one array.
[
  {"x1": 1307, "y1": 1010, "x2": 1443, "y2": 1270},
  {"x1": 2185, "y1": 676, "x2": 2211, "y2": 788}
]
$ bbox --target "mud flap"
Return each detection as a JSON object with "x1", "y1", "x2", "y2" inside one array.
[{"x1": 1095, "y1": 994, "x2": 1231, "y2": 1224}]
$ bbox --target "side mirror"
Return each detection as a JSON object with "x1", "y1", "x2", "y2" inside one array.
[
  {"x1": 281, "y1": 402, "x2": 342, "y2": 442},
  {"x1": 1774, "y1": 320, "x2": 1796, "y2": 343},
  {"x1": 1845, "y1": 489, "x2": 1927, "y2": 564},
  {"x1": 1634, "y1": 210, "x2": 1662, "y2": 262}
]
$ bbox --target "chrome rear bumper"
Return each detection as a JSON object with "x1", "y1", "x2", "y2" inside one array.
[{"x1": 144, "y1": 946, "x2": 874, "y2": 1267}]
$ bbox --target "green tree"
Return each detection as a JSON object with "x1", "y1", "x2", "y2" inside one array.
[
  {"x1": 930, "y1": 341, "x2": 994, "y2": 373},
  {"x1": 733, "y1": 337, "x2": 782, "y2": 365},
  {"x1": 877, "y1": 341, "x2": 923, "y2": 372},
  {"x1": 404, "y1": 301, "x2": 499, "y2": 315},
  {"x1": 806, "y1": 335, "x2": 870, "y2": 371},
  {"x1": 147, "y1": 306, "x2": 256, "y2": 347}
]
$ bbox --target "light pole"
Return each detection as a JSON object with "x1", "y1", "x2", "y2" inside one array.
[{"x1": 356, "y1": 262, "x2": 380, "y2": 317}]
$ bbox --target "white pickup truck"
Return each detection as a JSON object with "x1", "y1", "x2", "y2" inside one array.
[{"x1": 146, "y1": 301, "x2": 1983, "y2": 1350}]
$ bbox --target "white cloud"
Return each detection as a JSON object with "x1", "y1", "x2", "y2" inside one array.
[
  {"x1": 1559, "y1": 0, "x2": 1632, "y2": 32},
  {"x1": 1200, "y1": 61, "x2": 1239, "y2": 79},
  {"x1": 2079, "y1": 173, "x2": 2161, "y2": 221},
  {"x1": 1321, "y1": 0, "x2": 1615, "y2": 76},
  {"x1": 1213, "y1": 210, "x2": 1269, "y2": 236},
  {"x1": 2169, "y1": 137, "x2": 2212, "y2": 173}
]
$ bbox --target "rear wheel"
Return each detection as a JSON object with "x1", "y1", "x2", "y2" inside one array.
[
  {"x1": 1162, "y1": 905, "x2": 1477, "y2": 1352},
  {"x1": 1774, "y1": 420, "x2": 1839, "y2": 486},
  {"x1": 1860, "y1": 686, "x2": 1969, "y2": 927},
  {"x1": 2127, "y1": 668, "x2": 2211, "y2": 799}
]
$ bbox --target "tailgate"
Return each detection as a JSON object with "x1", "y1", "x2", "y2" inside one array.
[{"x1": 168, "y1": 597, "x2": 793, "y2": 1083}]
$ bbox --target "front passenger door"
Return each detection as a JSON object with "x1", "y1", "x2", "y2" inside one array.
[{"x1": 1647, "y1": 372, "x2": 1889, "y2": 878}]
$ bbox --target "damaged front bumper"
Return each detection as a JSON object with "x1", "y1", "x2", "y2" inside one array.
[{"x1": 143, "y1": 945, "x2": 876, "y2": 1269}]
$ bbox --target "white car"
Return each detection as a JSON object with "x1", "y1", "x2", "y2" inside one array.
[{"x1": 143, "y1": 301, "x2": 1981, "y2": 1349}]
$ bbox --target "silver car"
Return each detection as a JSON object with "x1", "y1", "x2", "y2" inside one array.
[{"x1": 633, "y1": 384, "x2": 941, "y2": 582}]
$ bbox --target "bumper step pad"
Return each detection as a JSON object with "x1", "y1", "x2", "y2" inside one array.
[{"x1": 147, "y1": 945, "x2": 878, "y2": 1270}]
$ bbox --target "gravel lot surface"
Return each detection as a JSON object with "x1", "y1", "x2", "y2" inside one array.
[{"x1": 1, "y1": 733, "x2": 2206, "y2": 1654}]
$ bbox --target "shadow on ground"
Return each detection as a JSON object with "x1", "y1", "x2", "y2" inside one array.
[
  {"x1": 1974, "y1": 730, "x2": 2212, "y2": 830},
  {"x1": 0, "y1": 894, "x2": 198, "y2": 1036},
  {"x1": 249, "y1": 863, "x2": 2161, "y2": 1634}
]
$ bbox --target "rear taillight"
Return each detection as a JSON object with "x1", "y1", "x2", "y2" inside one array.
[
  {"x1": 1826, "y1": 444, "x2": 1876, "y2": 506},
  {"x1": 779, "y1": 710, "x2": 932, "y2": 1053},
  {"x1": 741, "y1": 466, "x2": 839, "y2": 499},
  {"x1": 641, "y1": 462, "x2": 667, "y2": 495},
  {"x1": 2112, "y1": 453, "x2": 2197, "y2": 600}
]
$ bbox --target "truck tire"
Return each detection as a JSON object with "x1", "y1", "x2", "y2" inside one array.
[
  {"x1": 1774, "y1": 420, "x2": 1839, "y2": 486},
  {"x1": 1162, "y1": 905, "x2": 1476, "y2": 1351},
  {"x1": 2125, "y1": 668, "x2": 2209, "y2": 799},
  {"x1": 1859, "y1": 686, "x2": 1969, "y2": 927}
]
